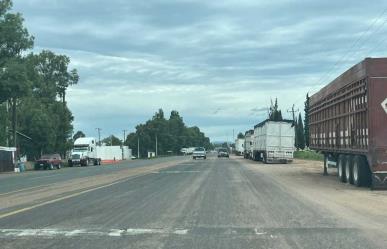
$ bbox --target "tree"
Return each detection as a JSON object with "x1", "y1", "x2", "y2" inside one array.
[
  {"x1": 296, "y1": 113, "x2": 305, "y2": 150},
  {"x1": 125, "y1": 109, "x2": 212, "y2": 157},
  {"x1": 269, "y1": 98, "x2": 283, "y2": 121},
  {"x1": 102, "y1": 135, "x2": 122, "y2": 146},
  {"x1": 0, "y1": 0, "x2": 34, "y2": 147},
  {"x1": 237, "y1": 132, "x2": 245, "y2": 139},
  {"x1": 304, "y1": 93, "x2": 310, "y2": 147},
  {"x1": 73, "y1": 130, "x2": 86, "y2": 141},
  {"x1": 0, "y1": 58, "x2": 30, "y2": 146}
]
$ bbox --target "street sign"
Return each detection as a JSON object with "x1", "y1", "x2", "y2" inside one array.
[{"x1": 382, "y1": 98, "x2": 387, "y2": 114}]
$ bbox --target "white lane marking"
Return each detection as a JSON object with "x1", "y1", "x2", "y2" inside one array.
[
  {"x1": 108, "y1": 229, "x2": 125, "y2": 237},
  {"x1": 254, "y1": 228, "x2": 267, "y2": 235},
  {"x1": 0, "y1": 228, "x2": 190, "y2": 237}
]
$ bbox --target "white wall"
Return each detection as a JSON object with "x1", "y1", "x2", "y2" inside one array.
[{"x1": 96, "y1": 146, "x2": 132, "y2": 160}]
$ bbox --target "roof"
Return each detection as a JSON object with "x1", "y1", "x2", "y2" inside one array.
[
  {"x1": 254, "y1": 119, "x2": 293, "y2": 129},
  {"x1": 74, "y1": 137, "x2": 96, "y2": 145},
  {"x1": 245, "y1": 129, "x2": 254, "y2": 135},
  {"x1": 0, "y1": 147, "x2": 17, "y2": 152}
]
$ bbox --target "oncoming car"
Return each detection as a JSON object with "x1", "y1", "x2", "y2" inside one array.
[{"x1": 193, "y1": 147, "x2": 206, "y2": 160}]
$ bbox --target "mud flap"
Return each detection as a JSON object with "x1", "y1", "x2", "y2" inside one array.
[{"x1": 371, "y1": 173, "x2": 387, "y2": 190}]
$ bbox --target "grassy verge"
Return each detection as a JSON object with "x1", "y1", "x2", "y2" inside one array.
[{"x1": 294, "y1": 150, "x2": 324, "y2": 161}]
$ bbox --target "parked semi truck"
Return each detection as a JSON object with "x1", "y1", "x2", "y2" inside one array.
[
  {"x1": 68, "y1": 137, "x2": 101, "y2": 166},
  {"x1": 235, "y1": 138, "x2": 245, "y2": 156},
  {"x1": 244, "y1": 130, "x2": 254, "y2": 159},
  {"x1": 252, "y1": 120, "x2": 295, "y2": 163},
  {"x1": 309, "y1": 58, "x2": 387, "y2": 189}
]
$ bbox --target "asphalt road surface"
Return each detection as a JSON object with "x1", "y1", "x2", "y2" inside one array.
[{"x1": 1, "y1": 155, "x2": 386, "y2": 249}]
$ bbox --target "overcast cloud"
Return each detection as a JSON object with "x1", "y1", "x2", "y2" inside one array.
[{"x1": 13, "y1": 0, "x2": 387, "y2": 142}]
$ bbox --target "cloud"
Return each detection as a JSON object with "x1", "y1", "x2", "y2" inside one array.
[{"x1": 12, "y1": 0, "x2": 387, "y2": 141}]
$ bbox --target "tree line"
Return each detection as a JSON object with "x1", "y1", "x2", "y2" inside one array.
[
  {"x1": 125, "y1": 109, "x2": 212, "y2": 157},
  {"x1": 0, "y1": 0, "x2": 78, "y2": 159}
]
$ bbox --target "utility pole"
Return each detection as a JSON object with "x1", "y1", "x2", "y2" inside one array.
[
  {"x1": 96, "y1": 128, "x2": 102, "y2": 145},
  {"x1": 287, "y1": 104, "x2": 299, "y2": 123},
  {"x1": 233, "y1": 129, "x2": 235, "y2": 142},
  {"x1": 122, "y1": 130, "x2": 127, "y2": 146}
]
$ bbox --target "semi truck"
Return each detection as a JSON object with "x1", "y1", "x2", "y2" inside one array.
[
  {"x1": 234, "y1": 138, "x2": 245, "y2": 156},
  {"x1": 68, "y1": 137, "x2": 101, "y2": 166},
  {"x1": 252, "y1": 120, "x2": 295, "y2": 163},
  {"x1": 244, "y1": 130, "x2": 254, "y2": 159},
  {"x1": 309, "y1": 58, "x2": 387, "y2": 189}
]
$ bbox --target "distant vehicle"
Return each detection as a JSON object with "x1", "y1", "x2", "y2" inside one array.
[
  {"x1": 235, "y1": 138, "x2": 245, "y2": 156},
  {"x1": 252, "y1": 120, "x2": 295, "y2": 163},
  {"x1": 35, "y1": 154, "x2": 62, "y2": 170},
  {"x1": 309, "y1": 58, "x2": 387, "y2": 189},
  {"x1": 68, "y1": 137, "x2": 101, "y2": 167},
  {"x1": 180, "y1": 148, "x2": 188, "y2": 155},
  {"x1": 193, "y1": 147, "x2": 206, "y2": 160},
  {"x1": 186, "y1": 147, "x2": 196, "y2": 155},
  {"x1": 244, "y1": 130, "x2": 254, "y2": 159},
  {"x1": 217, "y1": 148, "x2": 229, "y2": 158}
]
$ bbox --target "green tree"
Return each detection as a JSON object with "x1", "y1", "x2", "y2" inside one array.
[
  {"x1": 125, "y1": 109, "x2": 211, "y2": 157},
  {"x1": 0, "y1": 58, "x2": 30, "y2": 146},
  {"x1": 73, "y1": 131, "x2": 86, "y2": 141},
  {"x1": 102, "y1": 135, "x2": 122, "y2": 146},
  {"x1": 304, "y1": 93, "x2": 310, "y2": 147},
  {"x1": 0, "y1": 0, "x2": 34, "y2": 147},
  {"x1": 237, "y1": 132, "x2": 245, "y2": 139},
  {"x1": 269, "y1": 98, "x2": 283, "y2": 121},
  {"x1": 296, "y1": 113, "x2": 305, "y2": 150}
]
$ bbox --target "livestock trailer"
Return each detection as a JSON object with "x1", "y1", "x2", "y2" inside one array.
[{"x1": 309, "y1": 58, "x2": 387, "y2": 188}]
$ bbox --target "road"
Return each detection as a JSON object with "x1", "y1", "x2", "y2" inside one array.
[{"x1": 1, "y1": 155, "x2": 387, "y2": 249}]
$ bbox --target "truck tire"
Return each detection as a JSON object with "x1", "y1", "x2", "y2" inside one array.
[
  {"x1": 345, "y1": 155, "x2": 354, "y2": 184},
  {"x1": 49, "y1": 163, "x2": 54, "y2": 170},
  {"x1": 337, "y1": 155, "x2": 346, "y2": 183},
  {"x1": 57, "y1": 163, "x2": 61, "y2": 169},
  {"x1": 353, "y1": 155, "x2": 370, "y2": 187}
]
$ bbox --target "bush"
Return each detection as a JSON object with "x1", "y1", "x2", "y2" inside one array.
[{"x1": 294, "y1": 150, "x2": 323, "y2": 161}]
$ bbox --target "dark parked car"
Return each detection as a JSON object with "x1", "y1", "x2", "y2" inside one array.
[
  {"x1": 35, "y1": 154, "x2": 62, "y2": 170},
  {"x1": 218, "y1": 148, "x2": 229, "y2": 158}
]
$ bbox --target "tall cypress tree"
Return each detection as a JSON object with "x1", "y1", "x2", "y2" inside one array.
[
  {"x1": 297, "y1": 113, "x2": 306, "y2": 150},
  {"x1": 304, "y1": 93, "x2": 310, "y2": 147}
]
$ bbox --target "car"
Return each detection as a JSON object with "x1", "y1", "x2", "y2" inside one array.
[
  {"x1": 35, "y1": 154, "x2": 62, "y2": 170},
  {"x1": 193, "y1": 147, "x2": 206, "y2": 159},
  {"x1": 217, "y1": 148, "x2": 229, "y2": 158}
]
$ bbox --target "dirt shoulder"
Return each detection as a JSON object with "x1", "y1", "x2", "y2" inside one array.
[{"x1": 237, "y1": 157, "x2": 387, "y2": 244}]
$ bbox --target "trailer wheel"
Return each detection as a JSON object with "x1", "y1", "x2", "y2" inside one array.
[
  {"x1": 353, "y1": 155, "x2": 370, "y2": 187},
  {"x1": 345, "y1": 155, "x2": 354, "y2": 184},
  {"x1": 337, "y1": 155, "x2": 346, "y2": 183}
]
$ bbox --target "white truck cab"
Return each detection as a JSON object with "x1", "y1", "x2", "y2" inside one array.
[{"x1": 69, "y1": 137, "x2": 101, "y2": 166}]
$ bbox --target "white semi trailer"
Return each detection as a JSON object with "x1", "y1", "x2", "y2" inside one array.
[
  {"x1": 252, "y1": 120, "x2": 295, "y2": 163},
  {"x1": 244, "y1": 130, "x2": 254, "y2": 159},
  {"x1": 235, "y1": 138, "x2": 245, "y2": 156}
]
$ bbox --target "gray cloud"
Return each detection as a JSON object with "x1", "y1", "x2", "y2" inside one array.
[{"x1": 12, "y1": 0, "x2": 387, "y2": 141}]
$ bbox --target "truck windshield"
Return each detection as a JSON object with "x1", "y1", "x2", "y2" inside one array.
[
  {"x1": 195, "y1": 147, "x2": 205, "y2": 151},
  {"x1": 73, "y1": 147, "x2": 88, "y2": 152}
]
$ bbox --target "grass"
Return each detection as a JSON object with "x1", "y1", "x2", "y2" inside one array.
[{"x1": 294, "y1": 150, "x2": 324, "y2": 161}]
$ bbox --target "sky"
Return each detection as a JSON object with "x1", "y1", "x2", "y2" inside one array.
[{"x1": 12, "y1": 0, "x2": 387, "y2": 142}]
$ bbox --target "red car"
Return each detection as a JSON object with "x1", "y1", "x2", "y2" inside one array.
[{"x1": 35, "y1": 154, "x2": 62, "y2": 170}]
